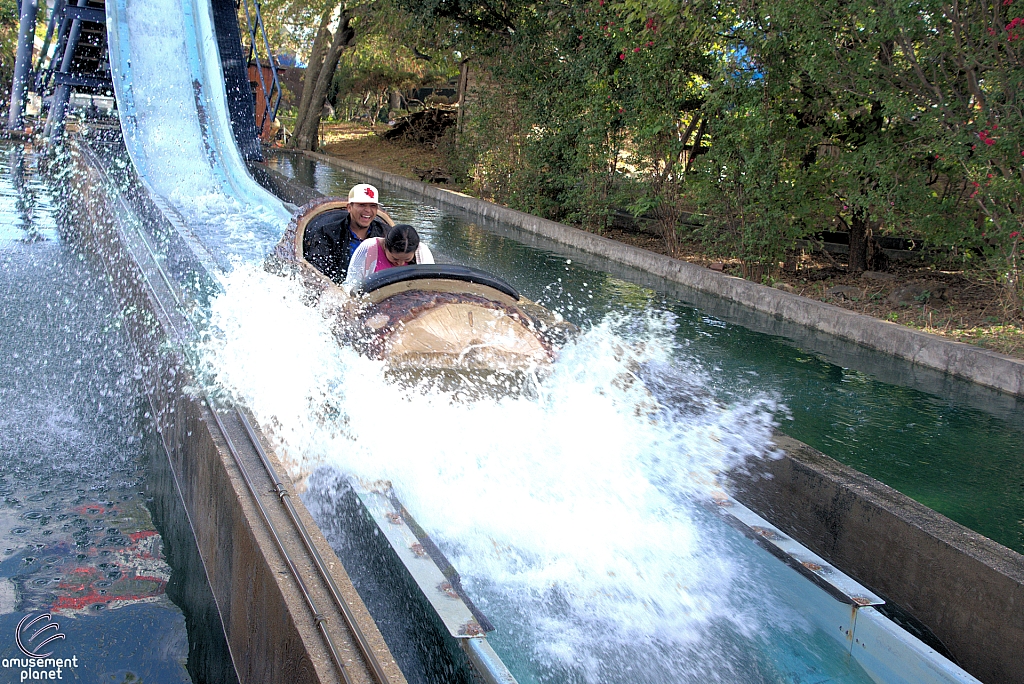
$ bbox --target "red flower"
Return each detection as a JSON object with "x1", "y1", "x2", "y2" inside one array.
[
  {"x1": 985, "y1": 138, "x2": 995, "y2": 145},
  {"x1": 619, "y1": 53, "x2": 626, "y2": 59},
  {"x1": 618, "y1": 107, "x2": 624, "y2": 113},
  {"x1": 633, "y1": 46, "x2": 641, "y2": 52},
  {"x1": 1010, "y1": 231, "x2": 1020, "y2": 238}
]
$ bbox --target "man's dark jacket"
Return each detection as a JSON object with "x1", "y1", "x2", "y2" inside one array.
[{"x1": 302, "y1": 210, "x2": 388, "y2": 283}]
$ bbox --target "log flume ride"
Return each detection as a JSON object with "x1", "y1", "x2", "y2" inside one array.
[{"x1": 272, "y1": 197, "x2": 576, "y2": 376}]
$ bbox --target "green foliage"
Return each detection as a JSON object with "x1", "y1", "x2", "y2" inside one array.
[
  {"x1": 328, "y1": 10, "x2": 461, "y2": 121},
  {"x1": 269, "y1": 0, "x2": 1024, "y2": 304},
  {"x1": 0, "y1": 0, "x2": 22, "y2": 113},
  {"x1": 689, "y1": 101, "x2": 815, "y2": 264}
]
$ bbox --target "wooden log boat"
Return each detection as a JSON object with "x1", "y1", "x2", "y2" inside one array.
[{"x1": 273, "y1": 197, "x2": 575, "y2": 372}]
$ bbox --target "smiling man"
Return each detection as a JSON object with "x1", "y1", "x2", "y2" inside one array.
[
  {"x1": 302, "y1": 184, "x2": 391, "y2": 283},
  {"x1": 345, "y1": 184, "x2": 388, "y2": 249}
]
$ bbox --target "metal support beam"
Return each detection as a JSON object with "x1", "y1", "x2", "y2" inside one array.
[
  {"x1": 6, "y1": 0, "x2": 39, "y2": 131},
  {"x1": 34, "y1": 0, "x2": 63, "y2": 73},
  {"x1": 47, "y1": 72, "x2": 111, "y2": 89},
  {"x1": 43, "y1": 0, "x2": 89, "y2": 141},
  {"x1": 40, "y1": 1, "x2": 73, "y2": 94},
  {"x1": 62, "y1": 6, "x2": 105, "y2": 24}
]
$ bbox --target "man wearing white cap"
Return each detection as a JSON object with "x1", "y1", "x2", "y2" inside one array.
[{"x1": 303, "y1": 183, "x2": 391, "y2": 283}]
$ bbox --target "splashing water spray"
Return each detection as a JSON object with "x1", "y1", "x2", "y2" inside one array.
[{"x1": 198, "y1": 263, "x2": 795, "y2": 683}]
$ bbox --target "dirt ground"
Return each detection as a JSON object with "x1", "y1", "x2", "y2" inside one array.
[
  {"x1": 309, "y1": 122, "x2": 1024, "y2": 360},
  {"x1": 317, "y1": 122, "x2": 446, "y2": 179}
]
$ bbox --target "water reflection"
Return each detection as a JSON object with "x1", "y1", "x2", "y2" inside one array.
[{"x1": 0, "y1": 144, "x2": 234, "y2": 682}]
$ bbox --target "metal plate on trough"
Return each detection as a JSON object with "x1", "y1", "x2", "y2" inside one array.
[
  {"x1": 708, "y1": 490, "x2": 884, "y2": 607},
  {"x1": 350, "y1": 480, "x2": 486, "y2": 637}
]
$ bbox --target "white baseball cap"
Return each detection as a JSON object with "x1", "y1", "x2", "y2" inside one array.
[{"x1": 348, "y1": 183, "x2": 380, "y2": 205}]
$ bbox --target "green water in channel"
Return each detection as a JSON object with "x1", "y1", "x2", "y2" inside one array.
[{"x1": 270, "y1": 152, "x2": 1024, "y2": 557}]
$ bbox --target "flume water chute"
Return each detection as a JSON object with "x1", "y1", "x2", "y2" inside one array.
[
  {"x1": 74, "y1": 0, "x2": 1001, "y2": 679},
  {"x1": 106, "y1": 0, "x2": 291, "y2": 265}
]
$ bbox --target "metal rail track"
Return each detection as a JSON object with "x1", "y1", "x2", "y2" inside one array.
[{"x1": 81, "y1": 141, "x2": 392, "y2": 684}]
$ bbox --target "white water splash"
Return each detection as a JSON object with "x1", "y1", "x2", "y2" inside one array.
[{"x1": 197, "y1": 264, "x2": 797, "y2": 682}]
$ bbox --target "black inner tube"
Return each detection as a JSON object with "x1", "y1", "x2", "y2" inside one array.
[{"x1": 356, "y1": 264, "x2": 521, "y2": 301}]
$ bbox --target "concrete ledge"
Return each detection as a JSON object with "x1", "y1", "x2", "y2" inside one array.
[
  {"x1": 67, "y1": 141, "x2": 405, "y2": 684},
  {"x1": 301, "y1": 151, "x2": 1024, "y2": 398},
  {"x1": 731, "y1": 434, "x2": 1024, "y2": 684}
]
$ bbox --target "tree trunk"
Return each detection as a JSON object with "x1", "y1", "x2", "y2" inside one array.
[
  {"x1": 291, "y1": 8, "x2": 332, "y2": 148},
  {"x1": 455, "y1": 58, "x2": 470, "y2": 142},
  {"x1": 294, "y1": 8, "x2": 355, "y2": 151},
  {"x1": 848, "y1": 210, "x2": 869, "y2": 273}
]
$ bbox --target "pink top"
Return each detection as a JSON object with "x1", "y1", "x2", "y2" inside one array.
[{"x1": 373, "y1": 238, "x2": 393, "y2": 272}]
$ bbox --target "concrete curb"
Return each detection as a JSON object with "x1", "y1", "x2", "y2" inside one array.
[{"x1": 302, "y1": 151, "x2": 1024, "y2": 397}]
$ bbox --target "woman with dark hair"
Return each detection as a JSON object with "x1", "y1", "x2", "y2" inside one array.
[{"x1": 345, "y1": 223, "x2": 434, "y2": 285}]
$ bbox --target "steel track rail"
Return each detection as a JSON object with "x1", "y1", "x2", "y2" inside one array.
[
  {"x1": 78, "y1": 141, "x2": 391, "y2": 684},
  {"x1": 235, "y1": 409, "x2": 393, "y2": 684},
  {"x1": 206, "y1": 407, "x2": 354, "y2": 684}
]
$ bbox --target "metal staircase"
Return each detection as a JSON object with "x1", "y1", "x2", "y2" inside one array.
[
  {"x1": 6, "y1": 0, "x2": 112, "y2": 139},
  {"x1": 239, "y1": 0, "x2": 283, "y2": 140},
  {"x1": 7, "y1": 0, "x2": 278, "y2": 159}
]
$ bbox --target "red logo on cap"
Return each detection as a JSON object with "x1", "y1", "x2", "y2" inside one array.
[{"x1": 365, "y1": 188, "x2": 375, "y2": 199}]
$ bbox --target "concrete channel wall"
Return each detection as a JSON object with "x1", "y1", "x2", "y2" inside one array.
[
  {"x1": 66, "y1": 141, "x2": 405, "y2": 684},
  {"x1": 732, "y1": 436, "x2": 1024, "y2": 684},
  {"x1": 302, "y1": 152, "x2": 1024, "y2": 399},
  {"x1": 296, "y1": 152, "x2": 1024, "y2": 683}
]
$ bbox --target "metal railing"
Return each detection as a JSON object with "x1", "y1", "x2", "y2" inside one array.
[{"x1": 238, "y1": 0, "x2": 282, "y2": 136}]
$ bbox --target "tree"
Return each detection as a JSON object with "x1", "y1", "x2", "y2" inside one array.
[
  {"x1": 292, "y1": 5, "x2": 356, "y2": 150},
  {"x1": 0, "y1": 0, "x2": 23, "y2": 117}
]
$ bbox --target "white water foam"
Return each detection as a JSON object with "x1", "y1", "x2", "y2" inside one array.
[{"x1": 197, "y1": 264, "x2": 800, "y2": 682}]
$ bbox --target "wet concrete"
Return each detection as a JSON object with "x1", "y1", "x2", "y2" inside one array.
[
  {"x1": 730, "y1": 434, "x2": 1024, "y2": 684},
  {"x1": 61, "y1": 139, "x2": 405, "y2": 684}
]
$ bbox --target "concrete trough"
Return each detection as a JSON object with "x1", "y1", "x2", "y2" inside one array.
[
  {"x1": 731, "y1": 434, "x2": 1024, "y2": 684},
  {"x1": 300, "y1": 152, "x2": 1024, "y2": 399},
  {"x1": 59, "y1": 136, "x2": 523, "y2": 684},
  {"x1": 53, "y1": 135, "x2": 1013, "y2": 684}
]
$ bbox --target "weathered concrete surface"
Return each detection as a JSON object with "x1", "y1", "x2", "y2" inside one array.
[
  {"x1": 731, "y1": 434, "x2": 1024, "y2": 684},
  {"x1": 302, "y1": 152, "x2": 1024, "y2": 398},
  {"x1": 66, "y1": 140, "x2": 405, "y2": 684}
]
